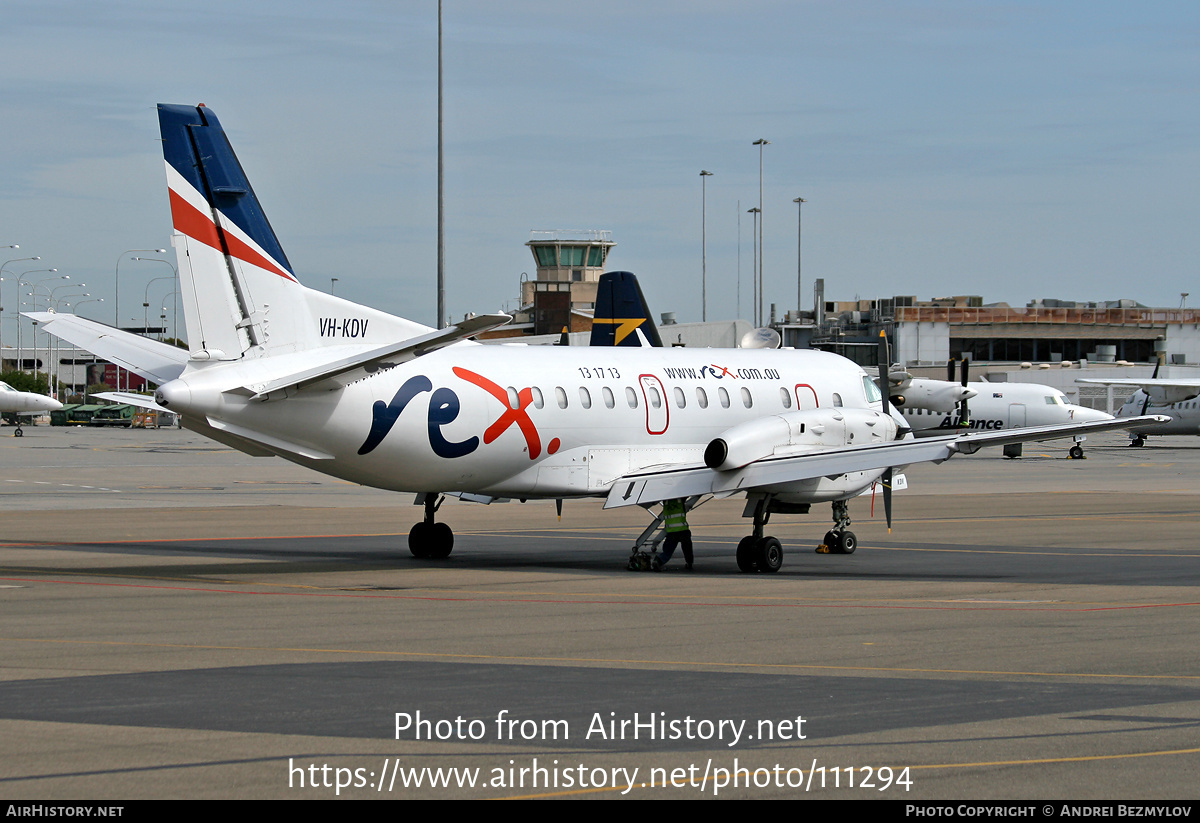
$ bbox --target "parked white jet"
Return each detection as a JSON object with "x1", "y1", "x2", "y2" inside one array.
[
  {"x1": 1077, "y1": 375, "x2": 1200, "y2": 446},
  {"x1": 24, "y1": 104, "x2": 1164, "y2": 571},
  {"x1": 0, "y1": 381, "x2": 63, "y2": 436}
]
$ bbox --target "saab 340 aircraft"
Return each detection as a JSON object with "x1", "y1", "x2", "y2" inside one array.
[
  {"x1": 24, "y1": 104, "x2": 1165, "y2": 572},
  {"x1": 1078, "y1": 373, "x2": 1200, "y2": 446}
]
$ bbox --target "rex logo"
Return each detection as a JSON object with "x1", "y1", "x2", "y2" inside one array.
[{"x1": 357, "y1": 368, "x2": 560, "y2": 459}]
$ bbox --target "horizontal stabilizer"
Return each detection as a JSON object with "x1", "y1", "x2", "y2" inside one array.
[
  {"x1": 92, "y1": 392, "x2": 172, "y2": 414},
  {"x1": 243, "y1": 313, "x2": 511, "y2": 400},
  {"x1": 22, "y1": 312, "x2": 188, "y2": 385}
]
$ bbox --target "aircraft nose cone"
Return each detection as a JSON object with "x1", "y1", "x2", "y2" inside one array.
[{"x1": 1074, "y1": 406, "x2": 1113, "y2": 423}]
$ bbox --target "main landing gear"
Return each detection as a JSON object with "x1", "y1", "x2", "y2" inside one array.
[
  {"x1": 815, "y1": 500, "x2": 856, "y2": 555},
  {"x1": 409, "y1": 493, "x2": 453, "y2": 559},
  {"x1": 12, "y1": 423, "x2": 23, "y2": 438},
  {"x1": 1130, "y1": 434, "x2": 1147, "y2": 448},
  {"x1": 736, "y1": 496, "x2": 784, "y2": 574}
]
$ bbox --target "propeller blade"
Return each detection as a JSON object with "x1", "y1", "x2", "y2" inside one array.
[
  {"x1": 947, "y1": 358, "x2": 956, "y2": 382},
  {"x1": 1141, "y1": 359, "x2": 1161, "y2": 415},
  {"x1": 878, "y1": 331, "x2": 891, "y2": 416},
  {"x1": 883, "y1": 467, "x2": 893, "y2": 532},
  {"x1": 958, "y1": 357, "x2": 971, "y2": 427}
]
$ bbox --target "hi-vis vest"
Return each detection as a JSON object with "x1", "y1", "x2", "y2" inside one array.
[{"x1": 663, "y1": 499, "x2": 689, "y2": 533}]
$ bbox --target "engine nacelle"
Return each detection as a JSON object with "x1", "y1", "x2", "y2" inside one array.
[
  {"x1": 896, "y1": 378, "x2": 976, "y2": 413},
  {"x1": 704, "y1": 407, "x2": 898, "y2": 471}
]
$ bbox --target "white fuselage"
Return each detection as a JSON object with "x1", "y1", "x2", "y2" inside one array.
[
  {"x1": 158, "y1": 344, "x2": 891, "y2": 502},
  {"x1": 900, "y1": 382, "x2": 1110, "y2": 434},
  {"x1": 0, "y1": 382, "x2": 63, "y2": 415}
]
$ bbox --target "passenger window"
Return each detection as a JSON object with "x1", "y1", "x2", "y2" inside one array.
[
  {"x1": 718, "y1": 387, "x2": 730, "y2": 408},
  {"x1": 506, "y1": 387, "x2": 520, "y2": 408},
  {"x1": 695, "y1": 387, "x2": 708, "y2": 408},
  {"x1": 674, "y1": 387, "x2": 686, "y2": 408},
  {"x1": 648, "y1": 386, "x2": 662, "y2": 408},
  {"x1": 602, "y1": 386, "x2": 615, "y2": 409},
  {"x1": 741, "y1": 387, "x2": 753, "y2": 408},
  {"x1": 555, "y1": 387, "x2": 568, "y2": 409},
  {"x1": 579, "y1": 387, "x2": 592, "y2": 409},
  {"x1": 531, "y1": 387, "x2": 544, "y2": 409},
  {"x1": 625, "y1": 387, "x2": 639, "y2": 408},
  {"x1": 832, "y1": 392, "x2": 843, "y2": 408},
  {"x1": 779, "y1": 387, "x2": 792, "y2": 409}
]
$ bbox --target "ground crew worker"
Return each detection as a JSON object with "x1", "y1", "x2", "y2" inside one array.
[{"x1": 653, "y1": 498, "x2": 694, "y2": 570}]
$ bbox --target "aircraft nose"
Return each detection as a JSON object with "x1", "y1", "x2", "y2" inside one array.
[{"x1": 1073, "y1": 406, "x2": 1113, "y2": 423}]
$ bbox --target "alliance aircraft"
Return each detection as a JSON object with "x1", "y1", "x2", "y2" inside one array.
[
  {"x1": 0, "y1": 381, "x2": 63, "y2": 436},
  {"x1": 897, "y1": 379, "x2": 1111, "y2": 458},
  {"x1": 24, "y1": 104, "x2": 1164, "y2": 572}
]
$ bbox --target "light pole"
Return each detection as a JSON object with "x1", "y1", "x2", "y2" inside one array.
[
  {"x1": 0, "y1": 256, "x2": 39, "y2": 359},
  {"x1": 699, "y1": 170, "x2": 713, "y2": 322},
  {"x1": 142, "y1": 276, "x2": 174, "y2": 336},
  {"x1": 752, "y1": 139, "x2": 769, "y2": 327},
  {"x1": 436, "y1": 0, "x2": 446, "y2": 329},
  {"x1": 50, "y1": 290, "x2": 89, "y2": 398},
  {"x1": 115, "y1": 249, "x2": 166, "y2": 329},
  {"x1": 17, "y1": 269, "x2": 60, "y2": 374},
  {"x1": 331, "y1": 277, "x2": 339, "y2": 295},
  {"x1": 793, "y1": 197, "x2": 806, "y2": 322},
  {"x1": 131, "y1": 257, "x2": 178, "y2": 345},
  {"x1": 747, "y1": 208, "x2": 760, "y2": 326}
]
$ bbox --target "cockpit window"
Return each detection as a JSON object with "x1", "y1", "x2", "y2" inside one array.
[
  {"x1": 862, "y1": 375, "x2": 882, "y2": 404},
  {"x1": 1044, "y1": 395, "x2": 1065, "y2": 405}
]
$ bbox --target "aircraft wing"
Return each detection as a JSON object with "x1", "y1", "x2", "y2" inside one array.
[
  {"x1": 243, "y1": 313, "x2": 511, "y2": 399},
  {"x1": 1077, "y1": 377, "x2": 1200, "y2": 405},
  {"x1": 1077, "y1": 377, "x2": 1200, "y2": 391},
  {"x1": 23, "y1": 312, "x2": 188, "y2": 385},
  {"x1": 604, "y1": 415, "x2": 1168, "y2": 509}
]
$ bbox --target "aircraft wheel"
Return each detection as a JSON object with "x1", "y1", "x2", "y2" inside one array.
[
  {"x1": 1130, "y1": 436, "x2": 1145, "y2": 448},
  {"x1": 819, "y1": 530, "x2": 840, "y2": 553},
  {"x1": 736, "y1": 536, "x2": 760, "y2": 573},
  {"x1": 408, "y1": 522, "x2": 432, "y2": 558},
  {"x1": 839, "y1": 531, "x2": 857, "y2": 554},
  {"x1": 1069, "y1": 445, "x2": 1084, "y2": 459},
  {"x1": 428, "y1": 522, "x2": 454, "y2": 559},
  {"x1": 756, "y1": 537, "x2": 783, "y2": 573},
  {"x1": 14, "y1": 428, "x2": 23, "y2": 438}
]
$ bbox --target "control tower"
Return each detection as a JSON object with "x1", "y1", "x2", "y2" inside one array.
[{"x1": 523, "y1": 230, "x2": 615, "y2": 335}]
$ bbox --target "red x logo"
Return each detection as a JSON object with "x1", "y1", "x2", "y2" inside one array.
[{"x1": 453, "y1": 367, "x2": 560, "y2": 459}]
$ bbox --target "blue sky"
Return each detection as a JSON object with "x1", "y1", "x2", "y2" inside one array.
[{"x1": 1, "y1": 0, "x2": 1197, "y2": 334}]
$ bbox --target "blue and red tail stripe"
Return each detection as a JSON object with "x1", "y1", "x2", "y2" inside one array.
[{"x1": 157, "y1": 103, "x2": 296, "y2": 282}]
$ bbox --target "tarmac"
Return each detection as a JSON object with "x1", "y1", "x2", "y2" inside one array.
[{"x1": 1, "y1": 423, "x2": 1198, "y2": 799}]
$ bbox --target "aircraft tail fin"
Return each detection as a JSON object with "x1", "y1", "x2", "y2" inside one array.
[
  {"x1": 157, "y1": 103, "x2": 429, "y2": 362},
  {"x1": 589, "y1": 271, "x2": 663, "y2": 347}
]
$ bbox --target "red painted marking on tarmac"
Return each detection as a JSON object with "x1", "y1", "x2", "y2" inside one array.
[{"x1": 2, "y1": 577, "x2": 1197, "y2": 612}]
